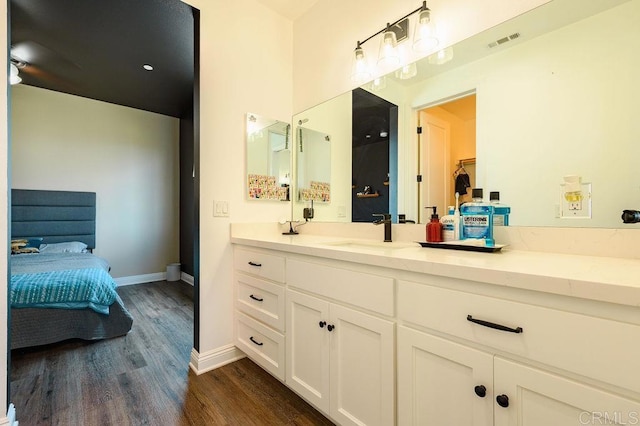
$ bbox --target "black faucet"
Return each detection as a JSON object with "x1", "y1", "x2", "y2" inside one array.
[{"x1": 373, "y1": 213, "x2": 392, "y2": 242}]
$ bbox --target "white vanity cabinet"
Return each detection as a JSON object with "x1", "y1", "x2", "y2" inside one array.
[
  {"x1": 286, "y1": 260, "x2": 395, "y2": 426},
  {"x1": 398, "y1": 326, "x2": 494, "y2": 426},
  {"x1": 234, "y1": 247, "x2": 286, "y2": 380},
  {"x1": 397, "y1": 279, "x2": 640, "y2": 426}
]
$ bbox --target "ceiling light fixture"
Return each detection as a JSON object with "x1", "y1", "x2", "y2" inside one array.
[
  {"x1": 143, "y1": 64, "x2": 154, "y2": 71},
  {"x1": 350, "y1": 1, "x2": 439, "y2": 84}
]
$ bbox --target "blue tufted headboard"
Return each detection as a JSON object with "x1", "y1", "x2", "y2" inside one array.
[{"x1": 11, "y1": 189, "x2": 97, "y2": 250}]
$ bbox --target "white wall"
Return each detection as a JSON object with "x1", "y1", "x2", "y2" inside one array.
[
  {"x1": 11, "y1": 85, "x2": 180, "y2": 278},
  {"x1": 182, "y1": 0, "x2": 293, "y2": 362}
]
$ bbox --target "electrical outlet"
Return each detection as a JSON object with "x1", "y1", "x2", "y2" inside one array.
[
  {"x1": 559, "y1": 183, "x2": 591, "y2": 219},
  {"x1": 568, "y1": 200, "x2": 582, "y2": 210}
]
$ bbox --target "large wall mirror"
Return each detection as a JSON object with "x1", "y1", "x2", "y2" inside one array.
[
  {"x1": 246, "y1": 113, "x2": 291, "y2": 201},
  {"x1": 291, "y1": 0, "x2": 639, "y2": 228}
]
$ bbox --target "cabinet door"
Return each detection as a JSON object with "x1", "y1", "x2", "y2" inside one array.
[
  {"x1": 397, "y1": 326, "x2": 493, "y2": 426},
  {"x1": 330, "y1": 304, "x2": 395, "y2": 426},
  {"x1": 494, "y1": 357, "x2": 640, "y2": 426},
  {"x1": 286, "y1": 289, "x2": 330, "y2": 413}
]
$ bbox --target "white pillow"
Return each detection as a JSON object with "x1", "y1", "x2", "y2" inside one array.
[{"x1": 39, "y1": 241, "x2": 88, "y2": 253}]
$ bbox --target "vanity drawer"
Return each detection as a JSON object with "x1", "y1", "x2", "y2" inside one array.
[
  {"x1": 236, "y1": 273, "x2": 285, "y2": 331},
  {"x1": 234, "y1": 247, "x2": 285, "y2": 283},
  {"x1": 286, "y1": 258, "x2": 394, "y2": 316},
  {"x1": 236, "y1": 311, "x2": 285, "y2": 381},
  {"x1": 398, "y1": 279, "x2": 640, "y2": 394}
]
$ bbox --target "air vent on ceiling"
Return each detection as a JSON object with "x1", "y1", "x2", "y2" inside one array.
[{"x1": 488, "y1": 32, "x2": 520, "y2": 48}]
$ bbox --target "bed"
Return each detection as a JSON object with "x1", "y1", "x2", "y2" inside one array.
[{"x1": 10, "y1": 189, "x2": 133, "y2": 350}]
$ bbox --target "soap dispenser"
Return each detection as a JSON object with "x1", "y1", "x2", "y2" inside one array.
[{"x1": 426, "y1": 206, "x2": 443, "y2": 243}]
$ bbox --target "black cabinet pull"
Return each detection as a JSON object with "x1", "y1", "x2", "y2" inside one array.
[
  {"x1": 496, "y1": 394, "x2": 509, "y2": 408},
  {"x1": 249, "y1": 294, "x2": 264, "y2": 302},
  {"x1": 467, "y1": 315, "x2": 523, "y2": 334},
  {"x1": 319, "y1": 321, "x2": 326, "y2": 328},
  {"x1": 249, "y1": 336, "x2": 263, "y2": 346},
  {"x1": 474, "y1": 385, "x2": 487, "y2": 398},
  {"x1": 248, "y1": 261, "x2": 262, "y2": 267},
  {"x1": 327, "y1": 324, "x2": 335, "y2": 332}
]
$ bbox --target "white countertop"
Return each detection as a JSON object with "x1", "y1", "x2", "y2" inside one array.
[{"x1": 231, "y1": 228, "x2": 640, "y2": 308}]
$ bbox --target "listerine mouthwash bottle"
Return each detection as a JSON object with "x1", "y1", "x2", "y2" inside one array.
[
  {"x1": 460, "y1": 188, "x2": 494, "y2": 246},
  {"x1": 490, "y1": 191, "x2": 510, "y2": 226}
]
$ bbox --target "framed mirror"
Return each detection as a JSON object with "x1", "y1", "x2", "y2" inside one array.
[
  {"x1": 246, "y1": 113, "x2": 291, "y2": 201},
  {"x1": 291, "y1": 0, "x2": 638, "y2": 228}
]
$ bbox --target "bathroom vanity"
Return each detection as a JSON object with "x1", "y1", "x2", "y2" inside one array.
[{"x1": 231, "y1": 224, "x2": 640, "y2": 426}]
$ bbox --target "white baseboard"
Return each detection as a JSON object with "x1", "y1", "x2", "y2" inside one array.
[
  {"x1": 181, "y1": 272, "x2": 194, "y2": 286},
  {"x1": 114, "y1": 272, "x2": 195, "y2": 287},
  {"x1": 115, "y1": 272, "x2": 166, "y2": 287},
  {"x1": 189, "y1": 345, "x2": 245, "y2": 375}
]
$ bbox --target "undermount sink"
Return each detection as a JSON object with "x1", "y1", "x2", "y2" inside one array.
[{"x1": 323, "y1": 240, "x2": 418, "y2": 251}]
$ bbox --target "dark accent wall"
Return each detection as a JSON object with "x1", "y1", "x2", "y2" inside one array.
[
  {"x1": 352, "y1": 88, "x2": 398, "y2": 222},
  {"x1": 179, "y1": 110, "x2": 195, "y2": 277}
]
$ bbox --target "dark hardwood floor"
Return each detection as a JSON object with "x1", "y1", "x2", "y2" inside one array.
[{"x1": 10, "y1": 281, "x2": 334, "y2": 425}]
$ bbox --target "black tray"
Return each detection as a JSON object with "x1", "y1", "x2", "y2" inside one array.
[{"x1": 418, "y1": 241, "x2": 506, "y2": 253}]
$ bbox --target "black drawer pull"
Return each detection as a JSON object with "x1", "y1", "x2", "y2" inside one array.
[
  {"x1": 467, "y1": 315, "x2": 523, "y2": 334},
  {"x1": 248, "y1": 261, "x2": 262, "y2": 267},
  {"x1": 249, "y1": 294, "x2": 264, "y2": 302},
  {"x1": 319, "y1": 321, "x2": 326, "y2": 328},
  {"x1": 249, "y1": 336, "x2": 263, "y2": 346},
  {"x1": 327, "y1": 324, "x2": 335, "y2": 332}
]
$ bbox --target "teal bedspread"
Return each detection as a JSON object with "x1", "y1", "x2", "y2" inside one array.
[{"x1": 10, "y1": 253, "x2": 118, "y2": 315}]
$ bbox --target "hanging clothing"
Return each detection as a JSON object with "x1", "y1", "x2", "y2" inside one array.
[{"x1": 455, "y1": 172, "x2": 471, "y2": 195}]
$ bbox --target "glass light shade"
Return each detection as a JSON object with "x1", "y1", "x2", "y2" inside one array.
[
  {"x1": 378, "y1": 29, "x2": 400, "y2": 66},
  {"x1": 9, "y1": 63, "x2": 22, "y2": 85},
  {"x1": 395, "y1": 62, "x2": 417, "y2": 80},
  {"x1": 368, "y1": 76, "x2": 387, "y2": 91},
  {"x1": 413, "y1": 9, "x2": 439, "y2": 53},
  {"x1": 351, "y1": 45, "x2": 372, "y2": 84},
  {"x1": 427, "y1": 46, "x2": 454, "y2": 65}
]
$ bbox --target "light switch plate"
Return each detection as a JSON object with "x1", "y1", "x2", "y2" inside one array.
[{"x1": 214, "y1": 200, "x2": 229, "y2": 217}]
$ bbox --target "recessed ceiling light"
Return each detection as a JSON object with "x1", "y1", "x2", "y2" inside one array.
[{"x1": 143, "y1": 64, "x2": 154, "y2": 71}]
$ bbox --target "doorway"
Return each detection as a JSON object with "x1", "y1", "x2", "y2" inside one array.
[
  {"x1": 418, "y1": 94, "x2": 477, "y2": 223},
  {"x1": 7, "y1": 0, "x2": 200, "y2": 404}
]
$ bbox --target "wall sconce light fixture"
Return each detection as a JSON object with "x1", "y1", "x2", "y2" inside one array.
[{"x1": 351, "y1": 1, "x2": 439, "y2": 84}]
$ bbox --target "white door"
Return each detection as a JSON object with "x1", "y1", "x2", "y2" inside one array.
[
  {"x1": 286, "y1": 289, "x2": 331, "y2": 413},
  {"x1": 419, "y1": 110, "x2": 450, "y2": 223},
  {"x1": 330, "y1": 303, "x2": 395, "y2": 426},
  {"x1": 397, "y1": 327, "x2": 493, "y2": 426},
  {"x1": 494, "y1": 357, "x2": 640, "y2": 426}
]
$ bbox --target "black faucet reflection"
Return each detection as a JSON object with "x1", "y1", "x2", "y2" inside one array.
[{"x1": 373, "y1": 213, "x2": 392, "y2": 242}]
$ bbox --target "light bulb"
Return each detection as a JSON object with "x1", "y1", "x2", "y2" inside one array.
[
  {"x1": 351, "y1": 43, "x2": 372, "y2": 84},
  {"x1": 413, "y1": 7, "x2": 439, "y2": 53},
  {"x1": 428, "y1": 47, "x2": 454, "y2": 65},
  {"x1": 378, "y1": 26, "x2": 400, "y2": 66},
  {"x1": 395, "y1": 62, "x2": 417, "y2": 80}
]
